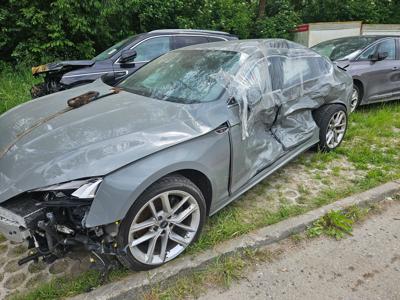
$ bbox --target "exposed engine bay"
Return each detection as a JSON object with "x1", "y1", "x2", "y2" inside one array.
[{"x1": 0, "y1": 179, "x2": 122, "y2": 271}]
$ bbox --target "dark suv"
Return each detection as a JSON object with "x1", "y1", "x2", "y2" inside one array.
[{"x1": 31, "y1": 29, "x2": 238, "y2": 97}]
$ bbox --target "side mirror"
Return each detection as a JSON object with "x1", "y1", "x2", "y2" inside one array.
[
  {"x1": 246, "y1": 86, "x2": 263, "y2": 107},
  {"x1": 369, "y1": 51, "x2": 388, "y2": 62},
  {"x1": 101, "y1": 73, "x2": 116, "y2": 86},
  {"x1": 120, "y1": 49, "x2": 137, "y2": 64}
]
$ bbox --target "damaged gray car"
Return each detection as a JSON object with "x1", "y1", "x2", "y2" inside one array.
[{"x1": 0, "y1": 39, "x2": 352, "y2": 271}]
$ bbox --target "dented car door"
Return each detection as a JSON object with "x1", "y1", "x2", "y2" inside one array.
[{"x1": 227, "y1": 54, "x2": 283, "y2": 192}]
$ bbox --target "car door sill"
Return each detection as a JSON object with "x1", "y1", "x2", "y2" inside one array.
[
  {"x1": 368, "y1": 92, "x2": 400, "y2": 103},
  {"x1": 210, "y1": 135, "x2": 319, "y2": 216}
]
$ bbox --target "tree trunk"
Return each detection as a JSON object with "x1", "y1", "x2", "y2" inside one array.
[{"x1": 258, "y1": 0, "x2": 266, "y2": 19}]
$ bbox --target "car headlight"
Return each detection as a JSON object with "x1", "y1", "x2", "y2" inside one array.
[
  {"x1": 71, "y1": 179, "x2": 102, "y2": 198},
  {"x1": 33, "y1": 178, "x2": 103, "y2": 199}
]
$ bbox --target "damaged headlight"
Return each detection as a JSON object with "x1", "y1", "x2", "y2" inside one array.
[{"x1": 33, "y1": 178, "x2": 103, "y2": 199}]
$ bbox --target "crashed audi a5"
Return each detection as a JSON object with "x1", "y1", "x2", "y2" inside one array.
[{"x1": 0, "y1": 39, "x2": 352, "y2": 271}]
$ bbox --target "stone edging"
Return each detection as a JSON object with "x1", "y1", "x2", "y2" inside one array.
[{"x1": 71, "y1": 180, "x2": 400, "y2": 300}]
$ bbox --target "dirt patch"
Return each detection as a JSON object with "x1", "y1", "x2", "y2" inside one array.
[{"x1": 234, "y1": 152, "x2": 366, "y2": 223}]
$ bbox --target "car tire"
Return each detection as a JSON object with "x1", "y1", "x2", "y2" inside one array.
[
  {"x1": 313, "y1": 104, "x2": 348, "y2": 152},
  {"x1": 116, "y1": 174, "x2": 206, "y2": 271},
  {"x1": 350, "y1": 84, "x2": 361, "y2": 112},
  {"x1": 30, "y1": 82, "x2": 48, "y2": 99}
]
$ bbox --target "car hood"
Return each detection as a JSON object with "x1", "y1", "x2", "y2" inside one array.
[
  {"x1": 32, "y1": 60, "x2": 95, "y2": 75},
  {"x1": 0, "y1": 80, "x2": 227, "y2": 203}
]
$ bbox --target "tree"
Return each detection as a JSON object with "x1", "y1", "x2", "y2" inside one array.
[{"x1": 258, "y1": 0, "x2": 266, "y2": 19}]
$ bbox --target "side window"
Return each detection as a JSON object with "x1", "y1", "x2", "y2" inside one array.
[
  {"x1": 378, "y1": 39, "x2": 396, "y2": 59},
  {"x1": 132, "y1": 37, "x2": 171, "y2": 62},
  {"x1": 358, "y1": 39, "x2": 396, "y2": 60},
  {"x1": 243, "y1": 57, "x2": 270, "y2": 93},
  {"x1": 268, "y1": 56, "x2": 331, "y2": 91},
  {"x1": 174, "y1": 36, "x2": 209, "y2": 49},
  {"x1": 207, "y1": 37, "x2": 225, "y2": 43},
  {"x1": 282, "y1": 58, "x2": 312, "y2": 88}
]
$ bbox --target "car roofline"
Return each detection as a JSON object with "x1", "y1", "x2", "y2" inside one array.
[
  {"x1": 313, "y1": 35, "x2": 400, "y2": 46},
  {"x1": 148, "y1": 29, "x2": 233, "y2": 36}
]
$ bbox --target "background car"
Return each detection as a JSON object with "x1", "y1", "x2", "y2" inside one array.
[
  {"x1": 312, "y1": 35, "x2": 400, "y2": 111},
  {"x1": 30, "y1": 29, "x2": 238, "y2": 98},
  {"x1": 0, "y1": 39, "x2": 352, "y2": 271}
]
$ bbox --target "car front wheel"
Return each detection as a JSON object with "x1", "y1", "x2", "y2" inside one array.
[
  {"x1": 314, "y1": 104, "x2": 348, "y2": 152},
  {"x1": 117, "y1": 175, "x2": 206, "y2": 271}
]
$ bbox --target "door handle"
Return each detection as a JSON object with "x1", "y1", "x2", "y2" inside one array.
[{"x1": 392, "y1": 66, "x2": 399, "y2": 70}]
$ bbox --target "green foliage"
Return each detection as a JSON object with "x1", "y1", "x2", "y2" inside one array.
[
  {"x1": 0, "y1": 0, "x2": 255, "y2": 65},
  {"x1": 294, "y1": 0, "x2": 400, "y2": 24},
  {"x1": 2, "y1": 0, "x2": 400, "y2": 65},
  {"x1": 254, "y1": 0, "x2": 300, "y2": 39},
  {"x1": 0, "y1": 0, "x2": 300, "y2": 65},
  {"x1": 307, "y1": 210, "x2": 354, "y2": 239},
  {"x1": 0, "y1": 0, "x2": 136, "y2": 64},
  {"x1": 0, "y1": 62, "x2": 40, "y2": 114},
  {"x1": 11, "y1": 268, "x2": 129, "y2": 300},
  {"x1": 307, "y1": 205, "x2": 369, "y2": 240}
]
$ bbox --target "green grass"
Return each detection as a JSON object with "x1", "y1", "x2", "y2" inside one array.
[
  {"x1": 0, "y1": 234, "x2": 6, "y2": 243},
  {"x1": 11, "y1": 268, "x2": 130, "y2": 300},
  {"x1": 145, "y1": 202, "x2": 388, "y2": 300},
  {"x1": 307, "y1": 203, "x2": 378, "y2": 240},
  {"x1": 2, "y1": 65, "x2": 399, "y2": 299},
  {"x1": 0, "y1": 65, "x2": 40, "y2": 114},
  {"x1": 142, "y1": 247, "x2": 280, "y2": 300}
]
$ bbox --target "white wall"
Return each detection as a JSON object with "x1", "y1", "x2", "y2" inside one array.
[
  {"x1": 362, "y1": 24, "x2": 400, "y2": 36},
  {"x1": 293, "y1": 22, "x2": 400, "y2": 47},
  {"x1": 308, "y1": 22, "x2": 362, "y2": 47}
]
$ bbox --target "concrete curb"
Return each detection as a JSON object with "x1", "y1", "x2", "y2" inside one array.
[{"x1": 71, "y1": 181, "x2": 400, "y2": 300}]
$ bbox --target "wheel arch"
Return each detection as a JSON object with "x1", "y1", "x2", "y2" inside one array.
[
  {"x1": 312, "y1": 102, "x2": 347, "y2": 119},
  {"x1": 87, "y1": 162, "x2": 215, "y2": 227},
  {"x1": 353, "y1": 79, "x2": 364, "y2": 105},
  {"x1": 174, "y1": 169, "x2": 213, "y2": 216}
]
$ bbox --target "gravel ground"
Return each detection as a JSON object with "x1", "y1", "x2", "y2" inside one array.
[{"x1": 198, "y1": 200, "x2": 400, "y2": 300}]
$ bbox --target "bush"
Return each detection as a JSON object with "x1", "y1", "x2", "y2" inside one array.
[
  {"x1": 2, "y1": 0, "x2": 399, "y2": 66},
  {"x1": 0, "y1": 0, "x2": 297, "y2": 65},
  {"x1": 254, "y1": 0, "x2": 300, "y2": 39}
]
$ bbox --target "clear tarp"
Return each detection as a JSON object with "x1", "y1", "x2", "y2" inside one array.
[
  {"x1": 0, "y1": 39, "x2": 352, "y2": 207},
  {"x1": 210, "y1": 39, "x2": 352, "y2": 142},
  {"x1": 199, "y1": 39, "x2": 352, "y2": 181}
]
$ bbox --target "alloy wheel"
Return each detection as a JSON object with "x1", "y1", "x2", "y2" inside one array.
[
  {"x1": 350, "y1": 88, "x2": 359, "y2": 112},
  {"x1": 326, "y1": 110, "x2": 347, "y2": 149},
  {"x1": 128, "y1": 190, "x2": 200, "y2": 265}
]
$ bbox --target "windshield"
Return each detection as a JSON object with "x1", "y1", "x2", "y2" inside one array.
[
  {"x1": 94, "y1": 36, "x2": 137, "y2": 61},
  {"x1": 312, "y1": 36, "x2": 378, "y2": 61},
  {"x1": 119, "y1": 49, "x2": 241, "y2": 104}
]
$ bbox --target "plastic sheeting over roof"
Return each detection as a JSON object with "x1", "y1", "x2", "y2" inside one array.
[
  {"x1": 190, "y1": 39, "x2": 352, "y2": 183},
  {"x1": 204, "y1": 39, "x2": 353, "y2": 142}
]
